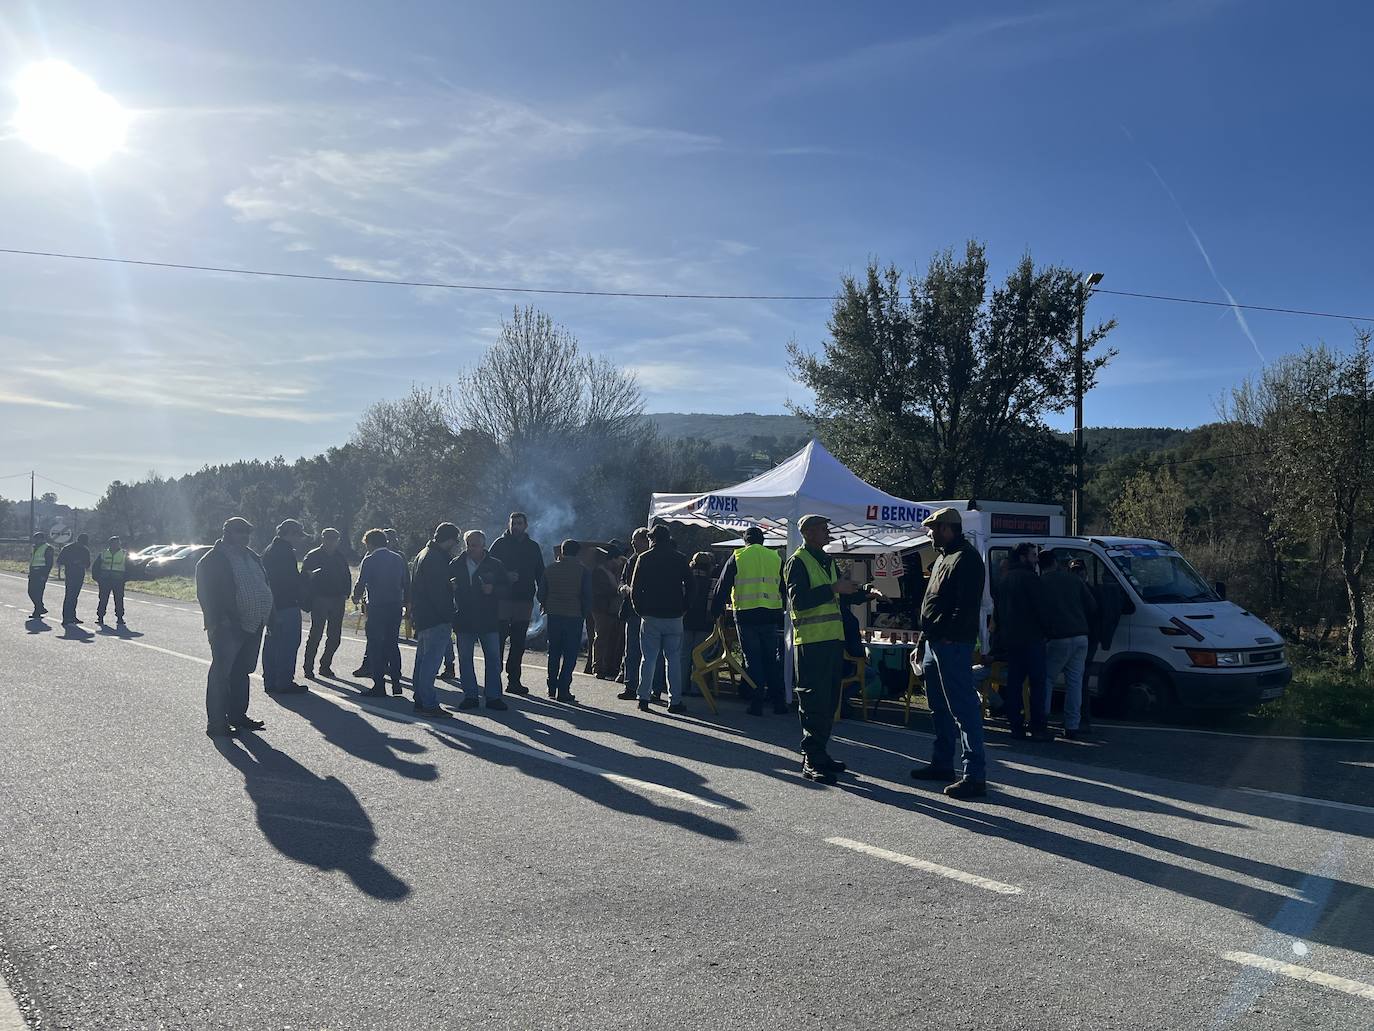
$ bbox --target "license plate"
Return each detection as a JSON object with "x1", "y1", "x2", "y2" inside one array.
[{"x1": 1260, "y1": 687, "x2": 1284, "y2": 700}]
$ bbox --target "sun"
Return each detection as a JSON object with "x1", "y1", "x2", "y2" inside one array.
[{"x1": 12, "y1": 60, "x2": 129, "y2": 169}]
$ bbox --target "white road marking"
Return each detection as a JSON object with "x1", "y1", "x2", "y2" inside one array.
[
  {"x1": 825, "y1": 836, "x2": 1023, "y2": 895},
  {"x1": 1222, "y1": 951, "x2": 1374, "y2": 1002},
  {"x1": 0, "y1": 968, "x2": 24, "y2": 1031},
  {"x1": 1237, "y1": 787, "x2": 1374, "y2": 817},
  {"x1": 109, "y1": 637, "x2": 723, "y2": 811},
  {"x1": 1101, "y1": 722, "x2": 1374, "y2": 745}
]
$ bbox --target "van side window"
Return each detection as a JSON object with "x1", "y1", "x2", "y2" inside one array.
[{"x1": 988, "y1": 547, "x2": 1013, "y2": 596}]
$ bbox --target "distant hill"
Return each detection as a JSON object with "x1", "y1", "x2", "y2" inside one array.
[
  {"x1": 648, "y1": 412, "x2": 810, "y2": 448},
  {"x1": 1074, "y1": 427, "x2": 1198, "y2": 467}
]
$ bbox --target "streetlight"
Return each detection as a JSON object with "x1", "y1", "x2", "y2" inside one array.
[{"x1": 1072, "y1": 271, "x2": 1104, "y2": 536}]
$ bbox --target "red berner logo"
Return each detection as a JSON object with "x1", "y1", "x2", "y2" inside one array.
[{"x1": 866, "y1": 505, "x2": 879, "y2": 519}]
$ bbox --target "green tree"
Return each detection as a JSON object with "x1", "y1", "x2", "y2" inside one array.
[
  {"x1": 788, "y1": 242, "x2": 1115, "y2": 501},
  {"x1": 1108, "y1": 467, "x2": 1189, "y2": 544}
]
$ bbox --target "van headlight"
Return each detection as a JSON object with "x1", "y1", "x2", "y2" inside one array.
[
  {"x1": 1214, "y1": 651, "x2": 1243, "y2": 666},
  {"x1": 1185, "y1": 650, "x2": 1244, "y2": 668}
]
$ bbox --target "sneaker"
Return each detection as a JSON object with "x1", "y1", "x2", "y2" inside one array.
[
  {"x1": 231, "y1": 716, "x2": 266, "y2": 732},
  {"x1": 458, "y1": 697, "x2": 480, "y2": 711},
  {"x1": 637, "y1": 700, "x2": 651, "y2": 713},
  {"x1": 352, "y1": 665, "x2": 369, "y2": 677},
  {"x1": 910, "y1": 766, "x2": 957, "y2": 783},
  {"x1": 486, "y1": 698, "x2": 509, "y2": 712},
  {"x1": 801, "y1": 758, "x2": 837, "y2": 785},
  {"x1": 507, "y1": 682, "x2": 529, "y2": 696},
  {"x1": 667, "y1": 703, "x2": 688, "y2": 715},
  {"x1": 616, "y1": 689, "x2": 637, "y2": 701},
  {"x1": 943, "y1": 777, "x2": 988, "y2": 800}
]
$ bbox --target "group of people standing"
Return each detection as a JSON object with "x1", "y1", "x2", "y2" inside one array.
[{"x1": 26, "y1": 530, "x2": 132, "y2": 628}]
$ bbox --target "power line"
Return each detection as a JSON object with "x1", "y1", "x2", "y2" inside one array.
[
  {"x1": 34, "y1": 473, "x2": 102, "y2": 498},
  {"x1": 1, "y1": 246, "x2": 1372, "y2": 322}
]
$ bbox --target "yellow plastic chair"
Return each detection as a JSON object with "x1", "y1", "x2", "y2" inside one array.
[
  {"x1": 690, "y1": 619, "x2": 757, "y2": 716},
  {"x1": 835, "y1": 651, "x2": 869, "y2": 721}
]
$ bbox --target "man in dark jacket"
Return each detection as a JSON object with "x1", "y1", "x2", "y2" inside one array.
[
  {"x1": 1041, "y1": 552, "x2": 1099, "y2": 739},
  {"x1": 630, "y1": 524, "x2": 693, "y2": 714},
  {"x1": 489, "y1": 512, "x2": 545, "y2": 695},
  {"x1": 995, "y1": 542, "x2": 1051, "y2": 741},
  {"x1": 27, "y1": 531, "x2": 54, "y2": 619},
  {"x1": 538, "y1": 538, "x2": 592, "y2": 702},
  {"x1": 260, "y1": 519, "x2": 309, "y2": 696},
  {"x1": 409, "y1": 523, "x2": 462, "y2": 716},
  {"x1": 452, "y1": 529, "x2": 510, "y2": 711},
  {"x1": 56, "y1": 532, "x2": 91, "y2": 626},
  {"x1": 300, "y1": 527, "x2": 352, "y2": 679},
  {"x1": 196, "y1": 517, "x2": 273, "y2": 737},
  {"x1": 910, "y1": 507, "x2": 989, "y2": 799}
]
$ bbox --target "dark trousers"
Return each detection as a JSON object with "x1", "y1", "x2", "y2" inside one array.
[
  {"x1": 62, "y1": 574, "x2": 84, "y2": 624},
  {"x1": 737, "y1": 621, "x2": 785, "y2": 704},
  {"x1": 96, "y1": 579, "x2": 126, "y2": 623},
  {"x1": 500, "y1": 616, "x2": 531, "y2": 683},
  {"x1": 545, "y1": 615, "x2": 582, "y2": 695},
  {"x1": 795, "y1": 640, "x2": 844, "y2": 760},
  {"x1": 592, "y1": 610, "x2": 624, "y2": 677},
  {"x1": 1003, "y1": 641, "x2": 1049, "y2": 734},
  {"x1": 27, "y1": 571, "x2": 48, "y2": 614},
  {"x1": 365, "y1": 603, "x2": 403, "y2": 690},
  {"x1": 304, "y1": 595, "x2": 346, "y2": 671},
  {"x1": 206, "y1": 623, "x2": 264, "y2": 729},
  {"x1": 262, "y1": 607, "x2": 302, "y2": 691}
]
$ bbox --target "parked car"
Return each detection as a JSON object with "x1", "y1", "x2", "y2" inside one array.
[{"x1": 143, "y1": 544, "x2": 212, "y2": 579}]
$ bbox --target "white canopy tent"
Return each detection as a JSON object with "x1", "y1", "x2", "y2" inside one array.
[{"x1": 649, "y1": 439, "x2": 937, "y2": 550}]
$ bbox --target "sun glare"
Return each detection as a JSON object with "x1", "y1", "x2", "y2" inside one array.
[{"x1": 12, "y1": 60, "x2": 129, "y2": 169}]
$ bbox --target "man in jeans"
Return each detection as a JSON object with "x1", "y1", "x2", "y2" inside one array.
[
  {"x1": 910, "y1": 507, "x2": 988, "y2": 799},
  {"x1": 354, "y1": 528, "x2": 409, "y2": 699},
  {"x1": 196, "y1": 517, "x2": 273, "y2": 737},
  {"x1": 711, "y1": 526, "x2": 788, "y2": 716},
  {"x1": 630, "y1": 524, "x2": 693, "y2": 715},
  {"x1": 408, "y1": 523, "x2": 462, "y2": 716},
  {"x1": 538, "y1": 538, "x2": 592, "y2": 702},
  {"x1": 300, "y1": 527, "x2": 352, "y2": 679},
  {"x1": 994, "y1": 542, "x2": 1052, "y2": 741},
  {"x1": 452, "y1": 529, "x2": 510, "y2": 711},
  {"x1": 489, "y1": 511, "x2": 545, "y2": 695},
  {"x1": 260, "y1": 519, "x2": 310, "y2": 696},
  {"x1": 1040, "y1": 551, "x2": 1098, "y2": 740}
]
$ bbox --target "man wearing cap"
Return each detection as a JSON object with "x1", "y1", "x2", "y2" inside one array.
[
  {"x1": 261, "y1": 519, "x2": 310, "y2": 695},
  {"x1": 93, "y1": 535, "x2": 129, "y2": 628},
  {"x1": 785, "y1": 514, "x2": 864, "y2": 783},
  {"x1": 195, "y1": 517, "x2": 273, "y2": 737},
  {"x1": 56, "y1": 532, "x2": 92, "y2": 626},
  {"x1": 300, "y1": 527, "x2": 352, "y2": 679},
  {"x1": 712, "y1": 526, "x2": 788, "y2": 716},
  {"x1": 911, "y1": 507, "x2": 989, "y2": 799},
  {"x1": 26, "y1": 532, "x2": 54, "y2": 619}
]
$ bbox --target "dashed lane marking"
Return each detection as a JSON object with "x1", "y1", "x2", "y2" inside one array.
[
  {"x1": 825, "y1": 836, "x2": 1024, "y2": 895},
  {"x1": 112, "y1": 638, "x2": 724, "y2": 811},
  {"x1": 1222, "y1": 951, "x2": 1374, "y2": 1002}
]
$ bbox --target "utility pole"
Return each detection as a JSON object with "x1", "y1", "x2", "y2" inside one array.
[
  {"x1": 1072, "y1": 273, "x2": 1104, "y2": 536},
  {"x1": 28, "y1": 471, "x2": 35, "y2": 542}
]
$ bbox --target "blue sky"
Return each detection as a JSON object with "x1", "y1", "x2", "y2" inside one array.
[{"x1": 2, "y1": 0, "x2": 1372, "y2": 504}]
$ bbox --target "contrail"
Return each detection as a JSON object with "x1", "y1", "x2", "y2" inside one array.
[{"x1": 1123, "y1": 127, "x2": 1266, "y2": 364}]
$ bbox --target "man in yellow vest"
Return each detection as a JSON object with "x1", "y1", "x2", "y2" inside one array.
[
  {"x1": 27, "y1": 532, "x2": 54, "y2": 619},
  {"x1": 711, "y1": 526, "x2": 788, "y2": 716},
  {"x1": 94, "y1": 535, "x2": 129, "y2": 628},
  {"x1": 785, "y1": 513, "x2": 866, "y2": 783}
]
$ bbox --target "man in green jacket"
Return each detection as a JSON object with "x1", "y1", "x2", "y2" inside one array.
[
  {"x1": 785, "y1": 513, "x2": 867, "y2": 784},
  {"x1": 910, "y1": 507, "x2": 989, "y2": 799}
]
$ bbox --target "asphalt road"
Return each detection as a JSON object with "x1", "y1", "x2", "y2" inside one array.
[{"x1": 1, "y1": 571, "x2": 1372, "y2": 1030}]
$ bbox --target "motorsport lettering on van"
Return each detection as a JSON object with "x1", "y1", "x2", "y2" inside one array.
[{"x1": 865, "y1": 504, "x2": 932, "y2": 523}]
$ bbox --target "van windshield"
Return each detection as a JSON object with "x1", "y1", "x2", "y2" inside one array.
[{"x1": 1108, "y1": 550, "x2": 1216, "y2": 604}]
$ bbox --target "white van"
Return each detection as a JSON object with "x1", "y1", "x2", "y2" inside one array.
[{"x1": 843, "y1": 500, "x2": 1291, "y2": 716}]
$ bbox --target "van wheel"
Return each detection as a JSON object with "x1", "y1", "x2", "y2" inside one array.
[{"x1": 1117, "y1": 667, "x2": 1175, "y2": 721}]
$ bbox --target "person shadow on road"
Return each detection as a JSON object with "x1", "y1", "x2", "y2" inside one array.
[{"x1": 213, "y1": 733, "x2": 410, "y2": 902}]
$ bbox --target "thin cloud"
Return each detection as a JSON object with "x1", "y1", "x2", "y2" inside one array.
[{"x1": 0, "y1": 390, "x2": 85, "y2": 410}]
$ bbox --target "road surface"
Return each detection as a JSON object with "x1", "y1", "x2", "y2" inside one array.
[{"x1": 1, "y1": 572, "x2": 1372, "y2": 1029}]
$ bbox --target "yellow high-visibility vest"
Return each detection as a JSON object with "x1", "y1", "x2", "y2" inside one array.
[
  {"x1": 731, "y1": 544, "x2": 783, "y2": 611},
  {"x1": 101, "y1": 549, "x2": 126, "y2": 576},
  {"x1": 30, "y1": 544, "x2": 48, "y2": 570},
  {"x1": 788, "y1": 547, "x2": 844, "y2": 646}
]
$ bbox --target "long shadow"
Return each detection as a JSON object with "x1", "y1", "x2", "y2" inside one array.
[
  {"x1": 24, "y1": 616, "x2": 52, "y2": 635},
  {"x1": 213, "y1": 733, "x2": 409, "y2": 901},
  {"x1": 424, "y1": 723, "x2": 740, "y2": 843},
  {"x1": 97, "y1": 625, "x2": 145, "y2": 639},
  {"x1": 58, "y1": 624, "x2": 94, "y2": 643},
  {"x1": 272, "y1": 689, "x2": 439, "y2": 782},
  {"x1": 842, "y1": 776, "x2": 1374, "y2": 957}
]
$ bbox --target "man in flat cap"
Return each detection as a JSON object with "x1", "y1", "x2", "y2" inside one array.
[
  {"x1": 784, "y1": 513, "x2": 866, "y2": 783},
  {"x1": 910, "y1": 507, "x2": 988, "y2": 798},
  {"x1": 196, "y1": 517, "x2": 273, "y2": 737}
]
